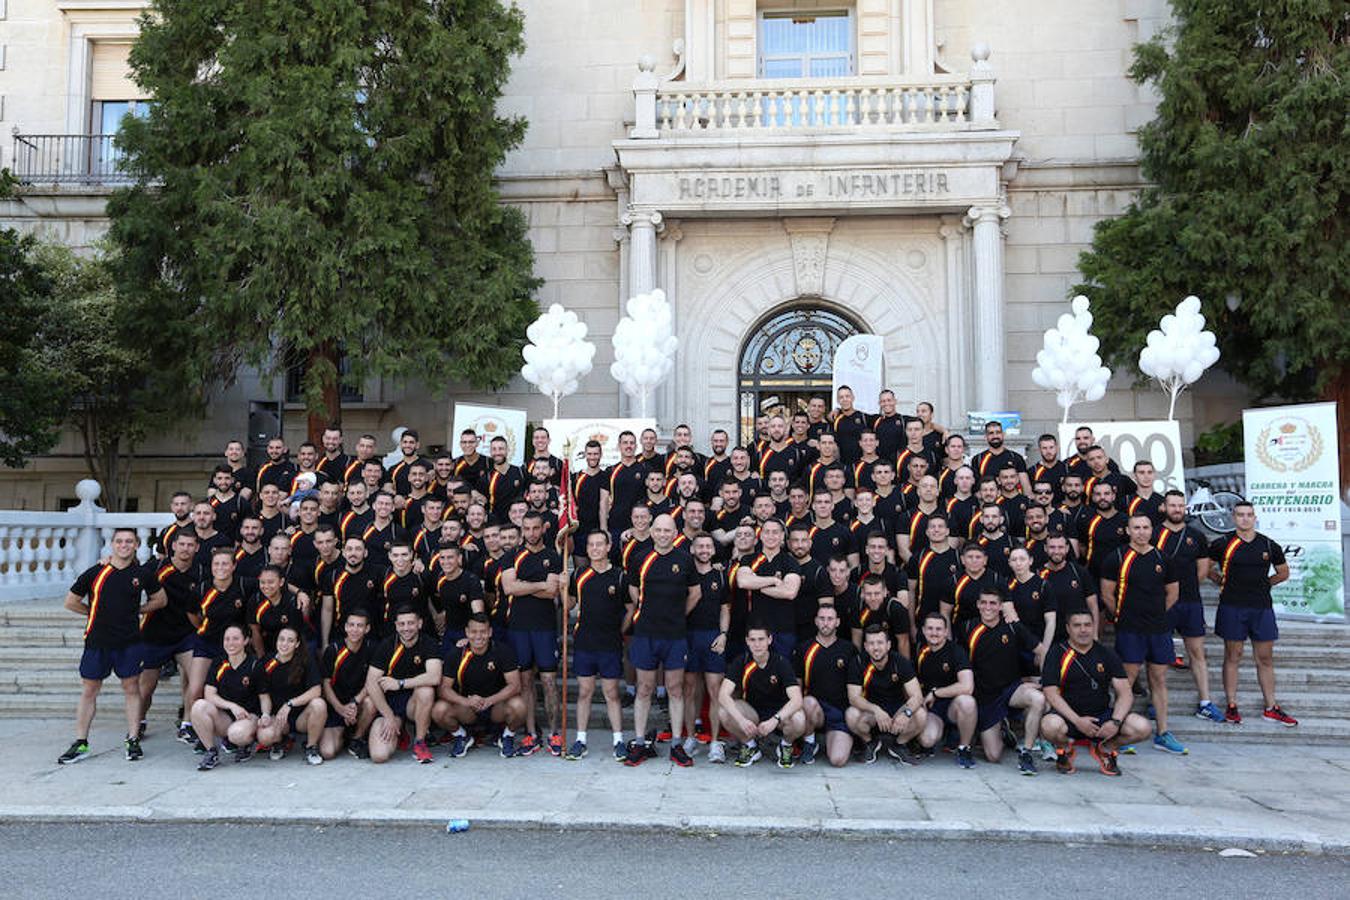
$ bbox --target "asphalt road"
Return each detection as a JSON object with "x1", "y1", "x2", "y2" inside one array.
[{"x1": 4, "y1": 823, "x2": 1346, "y2": 898}]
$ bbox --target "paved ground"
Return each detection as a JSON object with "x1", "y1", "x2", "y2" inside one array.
[
  {"x1": 6, "y1": 717, "x2": 1348, "y2": 855},
  {"x1": 6, "y1": 822, "x2": 1349, "y2": 898}
]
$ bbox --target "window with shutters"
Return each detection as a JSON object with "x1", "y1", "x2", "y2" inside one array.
[
  {"x1": 88, "y1": 41, "x2": 151, "y2": 175},
  {"x1": 757, "y1": 10, "x2": 855, "y2": 78}
]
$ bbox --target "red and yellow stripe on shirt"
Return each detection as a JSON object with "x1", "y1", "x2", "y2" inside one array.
[
  {"x1": 1086, "y1": 515, "x2": 1104, "y2": 559},
  {"x1": 330, "y1": 646, "x2": 352, "y2": 686},
  {"x1": 196, "y1": 587, "x2": 221, "y2": 635},
  {"x1": 1057, "y1": 648, "x2": 1077, "y2": 684},
  {"x1": 966, "y1": 622, "x2": 989, "y2": 657},
  {"x1": 382, "y1": 572, "x2": 400, "y2": 621},
  {"x1": 1220, "y1": 536, "x2": 1243, "y2": 586},
  {"x1": 861, "y1": 661, "x2": 879, "y2": 698},
  {"x1": 633, "y1": 551, "x2": 660, "y2": 622},
  {"x1": 386, "y1": 642, "x2": 406, "y2": 673},
  {"x1": 917, "y1": 550, "x2": 937, "y2": 597},
  {"x1": 917, "y1": 645, "x2": 931, "y2": 669},
  {"x1": 801, "y1": 642, "x2": 821, "y2": 693},
  {"x1": 84, "y1": 564, "x2": 115, "y2": 637},
  {"x1": 264, "y1": 657, "x2": 280, "y2": 675},
  {"x1": 574, "y1": 567, "x2": 596, "y2": 632},
  {"x1": 332, "y1": 571, "x2": 351, "y2": 621},
  {"x1": 215, "y1": 659, "x2": 231, "y2": 682},
  {"x1": 487, "y1": 470, "x2": 503, "y2": 506},
  {"x1": 253, "y1": 596, "x2": 273, "y2": 625},
  {"x1": 740, "y1": 660, "x2": 759, "y2": 695},
  {"x1": 1115, "y1": 549, "x2": 1139, "y2": 611},
  {"x1": 455, "y1": 650, "x2": 475, "y2": 685}
]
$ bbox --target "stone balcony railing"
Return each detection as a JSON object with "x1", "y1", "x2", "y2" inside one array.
[
  {"x1": 0, "y1": 481, "x2": 171, "y2": 602},
  {"x1": 630, "y1": 44, "x2": 998, "y2": 139}
]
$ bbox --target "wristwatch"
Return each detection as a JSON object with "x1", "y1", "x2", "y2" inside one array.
[{"x1": 1108, "y1": 717, "x2": 1122, "y2": 727}]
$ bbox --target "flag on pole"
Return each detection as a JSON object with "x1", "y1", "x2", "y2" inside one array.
[{"x1": 556, "y1": 452, "x2": 576, "y2": 552}]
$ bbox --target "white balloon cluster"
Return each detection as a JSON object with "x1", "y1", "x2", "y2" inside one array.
[
  {"x1": 1138, "y1": 295, "x2": 1221, "y2": 420},
  {"x1": 610, "y1": 289, "x2": 678, "y2": 417},
  {"x1": 1031, "y1": 295, "x2": 1113, "y2": 423},
  {"x1": 520, "y1": 304, "x2": 596, "y2": 419}
]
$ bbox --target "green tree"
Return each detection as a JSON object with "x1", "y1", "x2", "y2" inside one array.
[
  {"x1": 108, "y1": 0, "x2": 541, "y2": 441},
  {"x1": 1075, "y1": 1, "x2": 1349, "y2": 487},
  {"x1": 34, "y1": 245, "x2": 193, "y2": 511},
  {"x1": 0, "y1": 225, "x2": 65, "y2": 469}
]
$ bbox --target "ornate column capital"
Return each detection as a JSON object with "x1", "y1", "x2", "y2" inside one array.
[{"x1": 963, "y1": 204, "x2": 1010, "y2": 230}]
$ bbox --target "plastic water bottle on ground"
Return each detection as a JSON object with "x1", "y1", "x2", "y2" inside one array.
[{"x1": 446, "y1": 819, "x2": 470, "y2": 833}]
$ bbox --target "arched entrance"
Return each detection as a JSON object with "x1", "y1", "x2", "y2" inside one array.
[{"x1": 737, "y1": 304, "x2": 866, "y2": 445}]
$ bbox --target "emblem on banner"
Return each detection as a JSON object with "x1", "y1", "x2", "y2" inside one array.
[{"x1": 1256, "y1": 418, "x2": 1323, "y2": 473}]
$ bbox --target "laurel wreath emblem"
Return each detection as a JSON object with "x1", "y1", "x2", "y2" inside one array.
[{"x1": 1255, "y1": 424, "x2": 1323, "y2": 473}]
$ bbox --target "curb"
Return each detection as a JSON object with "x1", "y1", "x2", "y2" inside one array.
[{"x1": 1, "y1": 805, "x2": 1344, "y2": 856}]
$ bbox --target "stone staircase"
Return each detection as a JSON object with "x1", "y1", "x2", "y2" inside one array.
[{"x1": 3, "y1": 598, "x2": 1347, "y2": 744}]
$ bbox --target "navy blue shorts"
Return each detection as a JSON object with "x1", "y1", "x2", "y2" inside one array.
[
  {"x1": 1215, "y1": 605, "x2": 1279, "y2": 643},
  {"x1": 325, "y1": 703, "x2": 356, "y2": 730},
  {"x1": 817, "y1": 700, "x2": 849, "y2": 733},
  {"x1": 509, "y1": 628, "x2": 558, "y2": 672},
  {"x1": 191, "y1": 634, "x2": 223, "y2": 660},
  {"x1": 684, "y1": 629, "x2": 726, "y2": 675},
  {"x1": 1168, "y1": 601, "x2": 1206, "y2": 639},
  {"x1": 1065, "y1": 710, "x2": 1112, "y2": 741},
  {"x1": 771, "y1": 630, "x2": 798, "y2": 658},
  {"x1": 385, "y1": 688, "x2": 413, "y2": 720},
  {"x1": 977, "y1": 681, "x2": 1021, "y2": 733},
  {"x1": 1114, "y1": 629, "x2": 1174, "y2": 665},
  {"x1": 284, "y1": 704, "x2": 306, "y2": 732},
  {"x1": 573, "y1": 648, "x2": 623, "y2": 679},
  {"x1": 930, "y1": 697, "x2": 952, "y2": 723},
  {"x1": 79, "y1": 644, "x2": 142, "y2": 680},
  {"x1": 440, "y1": 628, "x2": 466, "y2": 658},
  {"x1": 140, "y1": 634, "x2": 195, "y2": 669},
  {"x1": 628, "y1": 634, "x2": 687, "y2": 672}
]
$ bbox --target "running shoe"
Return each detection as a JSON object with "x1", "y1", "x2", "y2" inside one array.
[
  {"x1": 1263, "y1": 705, "x2": 1298, "y2": 727},
  {"x1": 655, "y1": 729, "x2": 673, "y2": 742},
  {"x1": 623, "y1": 740, "x2": 655, "y2": 767},
  {"x1": 1090, "y1": 742, "x2": 1121, "y2": 776},
  {"x1": 889, "y1": 740, "x2": 919, "y2": 767},
  {"x1": 1119, "y1": 744, "x2": 1137, "y2": 755},
  {"x1": 305, "y1": 744, "x2": 323, "y2": 766},
  {"x1": 776, "y1": 740, "x2": 794, "y2": 769},
  {"x1": 192, "y1": 740, "x2": 208, "y2": 755},
  {"x1": 799, "y1": 739, "x2": 819, "y2": 765},
  {"x1": 197, "y1": 748, "x2": 220, "y2": 771},
  {"x1": 517, "y1": 733, "x2": 540, "y2": 757},
  {"x1": 1195, "y1": 701, "x2": 1225, "y2": 723},
  {"x1": 125, "y1": 737, "x2": 143, "y2": 762},
  {"x1": 233, "y1": 743, "x2": 254, "y2": 764},
  {"x1": 862, "y1": 737, "x2": 881, "y2": 765},
  {"x1": 707, "y1": 741, "x2": 727, "y2": 764},
  {"x1": 1131, "y1": 679, "x2": 1146, "y2": 697},
  {"x1": 412, "y1": 739, "x2": 434, "y2": 763},
  {"x1": 397, "y1": 729, "x2": 411, "y2": 752},
  {"x1": 449, "y1": 733, "x2": 474, "y2": 758},
  {"x1": 734, "y1": 743, "x2": 761, "y2": 767},
  {"x1": 1000, "y1": 719, "x2": 1018, "y2": 749},
  {"x1": 176, "y1": 723, "x2": 198, "y2": 745},
  {"x1": 1055, "y1": 746, "x2": 1075, "y2": 775},
  {"x1": 682, "y1": 736, "x2": 698, "y2": 757},
  {"x1": 564, "y1": 740, "x2": 588, "y2": 761},
  {"x1": 547, "y1": 732, "x2": 564, "y2": 757},
  {"x1": 1171, "y1": 655, "x2": 1189, "y2": 670},
  {"x1": 1036, "y1": 738, "x2": 1057, "y2": 762},
  {"x1": 1225, "y1": 703, "x2": 1242, "y2": 724},
  {"x1": 695, "y1": 728, "x2": 712, "y2": 744},
  {"x1": 612, "y1": 741, "x2": 627, "y2": 762},
  {"x1": 1017, "y1": 748, "x2": 1038, "y2": 776},
  {"x1": 347, "y1": 738, "x2": 370, "y2": 760},
  {"x1": 499, "y1": 733, "x2": 517, "y2": 758},
  {"x1": 956, "y1": 745, "x2": 975, "y2": 769},
  {"x1": 57, "y1": 740, "x2": 90, "y2": 765},
  {"x1": 137, "y1": 720, "x2": 147, "y2": 740},
  {"x1": 1145, "y1": 703, "x2": 1156, "y2": 720},
  {"x1": 671, "y1": 744, "x2": 694, "y2": 768},
  {"x1": 267, "y1": 743, "x2": 286, "y2": 762},
  {"x1": 1153, "y1": 731, "x2": 1188, "y2": 754}
]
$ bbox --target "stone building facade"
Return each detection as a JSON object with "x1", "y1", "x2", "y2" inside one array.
[{"x1": 0, "y1": 0, "x2": 1251, "y2": 509}]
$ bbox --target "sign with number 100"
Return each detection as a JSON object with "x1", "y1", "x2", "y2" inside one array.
[{"x1": 1057, "y1": 420, "x2": 1186, "y2": 493}]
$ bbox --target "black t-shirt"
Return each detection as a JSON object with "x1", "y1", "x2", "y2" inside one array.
[
  {"x1": 1007, "y1": 573, "x2": 1054, "y2": 637},
  {"x1": 141, "y1": 558, "x2": 201, "y2": 646},
  {"x1": 808, "y1": 521, "x2": 853, "y2": 564},
  {"x1": 1029, "y1": 458, "x2": 1067, "y2": 495},
  {"x1": 71, "y1": 561, "x2": 158, "y2": 649},
  {"x1": 873, "y1": 489, "x2": 907, "y2": 532},
  {"x1": 255, "y1": 458, "x2": 298, "y2": 494},
  {"x1": 1125, "y1": 491, "x2": 1167, "y2": 527},
  {"x1": 848, "y1": 650, "x2": 917, "y2": 709},
  {"x1": 603, "y1": 460, "x2": 649, "y2": 532},
  {"x1": 1210, "y1": 533, "x2": 1286, "y2": 609},
  {"x1": 906, "y1": 546, "x2": 960, "y2": 618},
  {"x1": 950, "y1": 568, "x2": 1000, "y2": 624},
  {"x1": 322, "y1": 564, "x2": 384, "y2": 630},
  {"x1": 728, "y1": 650, "x2": 798, "y2": 714},
  {"x1": 1105, "y1": 545, "x2": 1175, "y2": 634},
  {"x1": 1084, "y1": 471, "x2": 1137, "y2": 509},
  {"x1": 445, "y1": 639, "x2": 519, "y2": 697},
  {"x1": 792, "y1": 556, "x2": 833, "y2": 633},
  {"x1": 977, "y1": 532, "x2": 1018, "y2": 581},
  {"x1": 1078, "y1": 510, "x2": 1128, "y2": 577},
  {"x1": 432, "y1": 569, "x2": 484, "y2": 633},
  {"x1": 377, "y1": 569, "x2": 427, "y2": 630},
  {"x1": 207, "y1": 653, "x2": 264, "y2": 714},
  {"x1": 1154, "y1": 524, "x2": 1207, "y2": 604},
  {"x1": 191, "y1": 531, "x2": 234, "y2": 573},
  {"x1": 972, "y1": 447, "x2": 1027, "y2": 481},
  {"x1": 261, "y1": 652, "x2": 322, "y2": 707},
  {"x1": 571, "y1": 565, "x2": 629, "y2": 652},
  {"x1": 451, "y1": 454, "x2": 490, "y2": 493},
  {"x1": 755, "y1": 442, "x2": 803, "y2": 485},
  {"x1": 483, "y1": 464, "x2": 527, "y2": 517},
  {"x1": 900, "y1": 507, "x2": 939, "y2": 555},
  {"x1": 830, "y1": 410, "x2": 869, "y2": 463},
  {"x1": 208, "y1": 494, "x2": 245, "y2": 542},
  {"x1": 571, "y1": 469, "x2": 605, "y2": 531},
  {"x1": 614, "y1": 534, "x2": 655, "y2": 570},
  {"x1": 689, "y1": 566, "x2": 729, "y2": 632},
  {"x1": 504, "y1": 546, "x2": 562, "y2": 632},
  {"x1": 356, "y1": 520, "x2": 405, "y2": 570},
  {"x1": 249, "y1": 589, "x2": 312, "y2": 650},
  {"x1": 958, "y1": 618, "x2": 1039, "y2": 701},
  {"x1": 734, "y1": 551, "x2": 799, "y2": 636},
  {"x1": 387, "y1": 455, "x2": 432, "y2": 498},
  {"x1": 1041, "y1": 562, "x2": 1095, "y2": 640},
  {"x1": 915, "y1": 640, "x2": 971, "y2": 693},
  {"x1": 852, "y1": 597, "x2": 912, "y2": 651},
  {"x1": 196, "y1": 578, "x2": 248, "y2": 645},
  {"x1": 795, "y1": 638, "x2": 857, "y2": 709},
  {"x1": 1042, "y1": 640, "x2": 1125, "y2": 715},
  {"x1": 370, "y1": 634, "x2": 440, "y2": 680},
  {"x1": 871, "y1": 413, "x2": 912, "y2": 460},
  {"x1": 321, "y1": 641, "x2": 372, "y2": 705},
  {"x1": 628, "y1": 547, "x2": 699, "y2": 639}
]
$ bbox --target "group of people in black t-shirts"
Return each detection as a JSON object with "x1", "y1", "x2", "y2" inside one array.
[{"x1": 56, "y1": 386, "x2": 1297, "y2": 777}]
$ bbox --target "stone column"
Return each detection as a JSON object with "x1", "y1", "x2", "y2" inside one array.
[
  {"x1": 938, "y1": 216, "x2": 969, "y2": 420},
  {"x1": 965, "y1": 203, "x2": 1010, "y2": 411},
  {"x1": 622, "y1": 207, "x2": 663, "y2": 296}
]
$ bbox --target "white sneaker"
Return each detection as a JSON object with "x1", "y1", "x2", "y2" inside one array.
[
  {"x1": 707, "y1": 741, "x2": 727, "y2": 764},
  {"x1": 682, "y1": 736, "x2": 698, "y2": 757}
]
